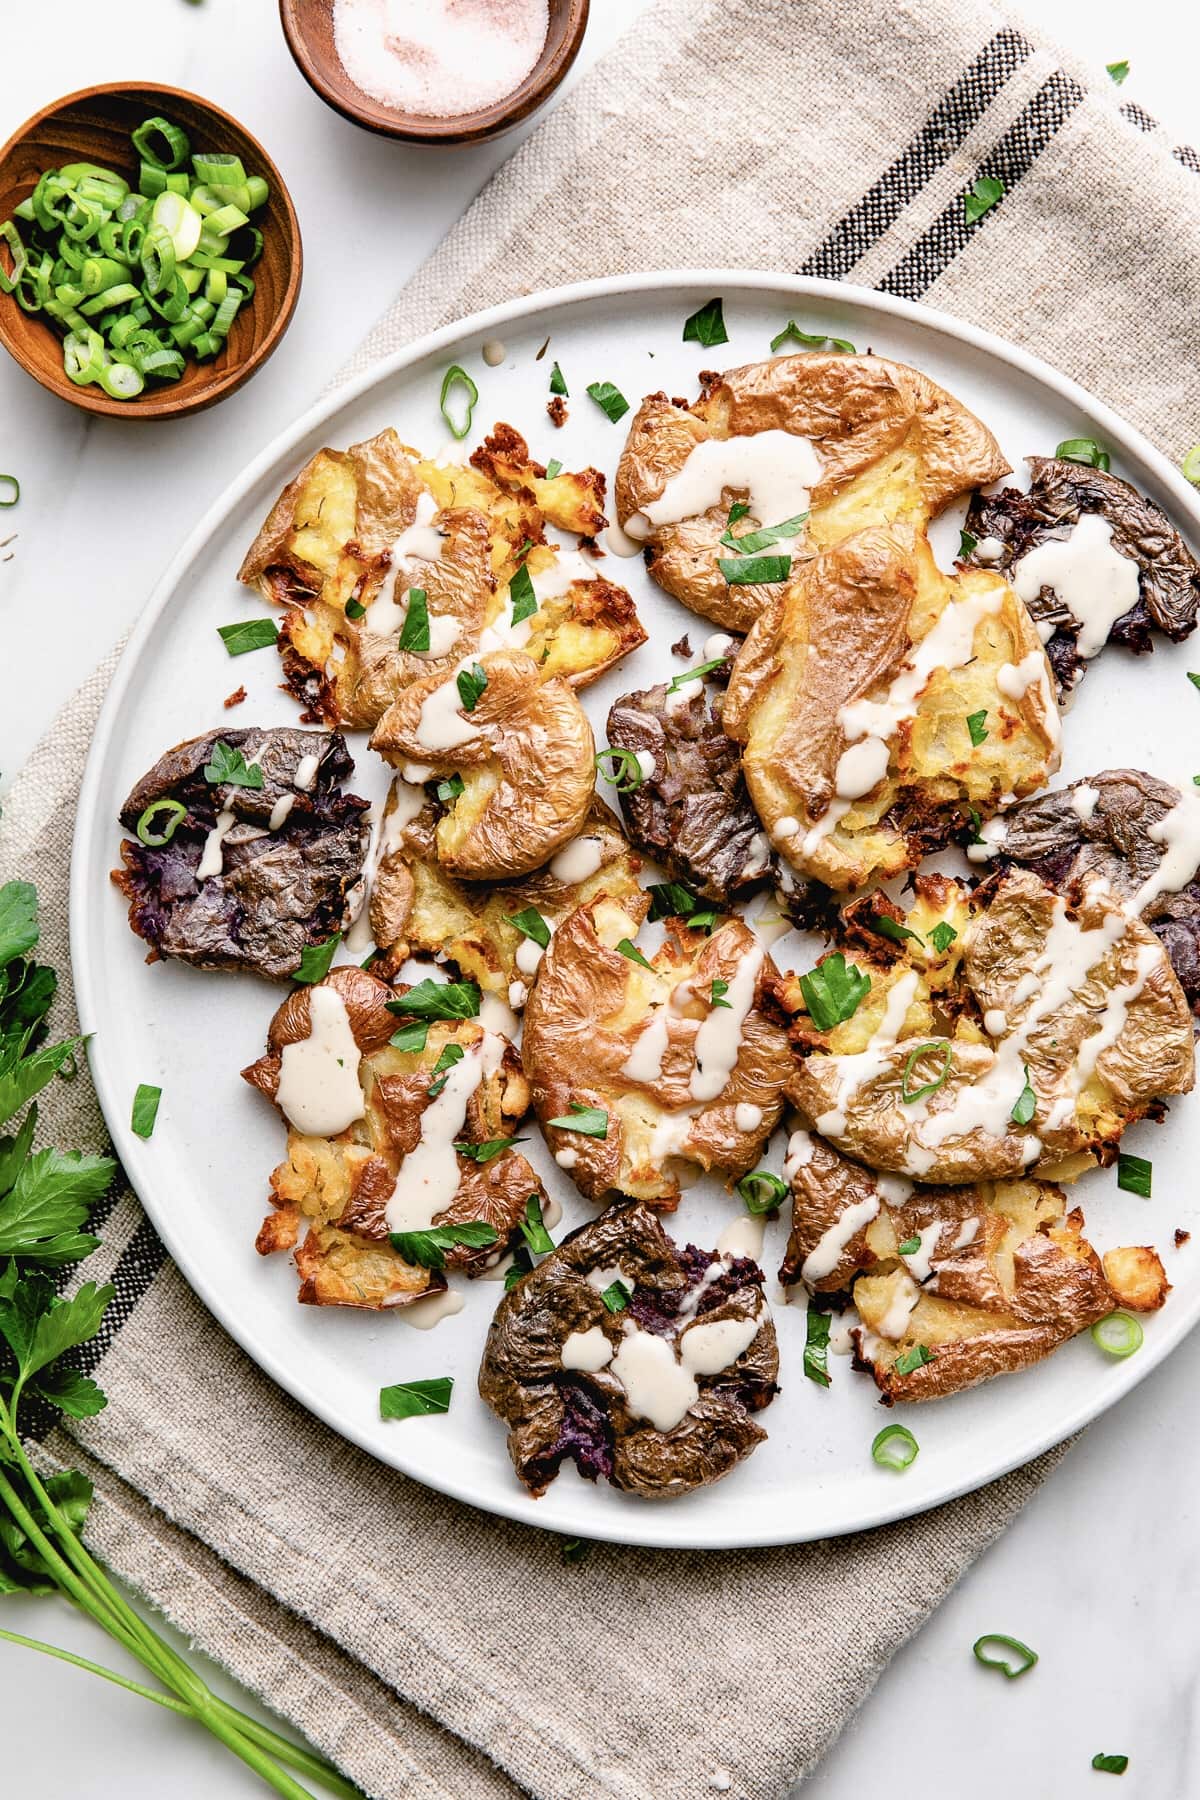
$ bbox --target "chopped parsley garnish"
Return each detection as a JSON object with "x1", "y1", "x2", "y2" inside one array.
[
  {"x1": 874, "y1": 915, "x2": 922, "y2": 946},
  {"x1": 647, "y1": 881, "x2": 709, "y2": 923},
  {"x1": 900, "y1": 1041, "x2": 954, "y2": 1104},
  {"x1": 616, "y1": 938, "x2": 653, "y2": 970},
  {"x1": 958, "y1": 528, "x2": 978, "y2": 558},
  {"x1": 390, "y1": 1219, "x2": 497, "y2": 1269},
  {"x1": 736, "y1": 1170, "x2": 788, "y2": 1214},
  {"x1": 202, "y1": 741, "x2": 263, "y2": 789},
  {"x1": 508, "y1": 561, "x2": 538, "y2": 625},
  {"x1": 387, "y1": 978, "x2": 481, "y2": 1020},
  {"x1": 1056, "y1": 436, "x2": 1111, "y2": 472},
  {"x1": 719, "y1": 511, "x2": 809, "y2": 554},
  {"x1": 894, "y1": 1343, "x2": 935, "y2": 1375},
  {"x1": 217, "y1": 618, "x2": 279, "y2": 656},
  {"x1": 769, "y1": 321, "x2": 855, "y2": 354},
  {"x1": 803, "y1": 1307, "x2": 831, "y2": 1387},
  {"x1": 519, "y1": 1194, "x2": 555, "y2": 1256},
  {"x1": 379, "y1": 1377, "x2": 453, "y2": 1420},
  {"x1": 292, "y1": 934, "x2": 340, "y2": 984},
  {"x1": 710, "y1": 978, "x2": 730, "y2": 1009},
  {"x1": 595, "y1": 747, "x2": 646, "y2": 791},
  {"x1": 546, "y1": 1104, "x2": 608, "y2": 1138},
  {"x1": 601, "y1": 1279, "x2": 630, "y2": 1313},
  {"x1": 585, "y1": 380, "x2": 630, "y2": 423},
  {"x1": 561, "y1": 1536, "x2": 590, "y2": 1563},
  {"x1": 390, "y1": 1019, "x2": 430, "y2": 1054},
  {"x1": 397, "y1": 588, "x2": 431, "y2": 653},
  {"x1": 437, "y1": 773, "x2": 465, "y2": 803},
  {"x1": 666, "y1": 659, "x2": 726, "y2": 692},
  {"x1": 426, "y1": 1043, "x2": 465, "y2": 1098},
  {"x1": 897, "y1": 1234, "x2": 921, "y2": 1255},
  {"x1": 456, "y1": 662, "x2": 488, "y2": 712},
  {"x1": 717, "y1": 552, "x2": 791, "y2": 585},
  {"x1": 545, "y1": 458, "x2": 563, "y2": 480},
  {"x1": 726, "y1": 502, "x2": 751, "y2": 527},
  {"x1": 966, "y1": 709, "x2": 989, "y2": 746},
  {"x1": 345, "y1": 597, "x2": 366, "y2": 621},
  {"x1": 682, "y1": 296, "x2": 729, "y2": 348},
  {"x1": 1117, "y1": 1152, "x2": 1152, "y2": 1198},
  {"x1": 130, "y1": 1083, "x2": 162, "y2": 1140},
  {"x1": 1105, "y1": 60, "x2": 1129, "y2": 84},
  {"x1": 964, "y1": 174, "x2": 1004, "y2": 223},
  {"x1": 503, "y1": 1243, "x2": 534, "y2": 1291},
  {"x1": 549, "y1": 361, "x2": 568, "y2": 396},
  {"x1": 1092, "y1": 1754, "x2": 1129, "y2": 1775},
  {"x1": 504, "y1": 906, "x2": 550, "y2": 948},
  {"x1": 929, "y1": 922, "x2": 958, "y2": 954},
  {"x1": 798, "y1": 951, "x2": 872, "y2": 1031},
  {"x1": 972, "y1": 1634, "x2": 1038, "y2": 1678},
  {"x1": 1011, "y1": 1067, "x2": 1037, "y2": 1125},
  {"x1": 1189, "y1": 672, "x2": 1200, "y2": 693},
  {"x1": 454, "y1": 1137, "x2": 523, "y2": 1164}
]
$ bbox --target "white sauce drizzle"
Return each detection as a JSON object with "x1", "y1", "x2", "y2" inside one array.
[
  {"x1": 415, "y1": 657, "x2": 483, "y2": 751},
  {"x1": 690, "y1": 944, "x2": 764, "y2": 1101},
  {"x1": 549, "y1": 836, "x2": 605, "y2": 883},
  {"x1": 515, "y1": 936, "x2": 545, "y2": 977},
  {"x1": 1012, "y1": 513, "x2": 1140, "y2": 659},
  {"x1": 664, "y1": 677, "x2": 703, "y2": 716},
  {"x1": 1132, "y1": 788, "x2": 1200, "y2": 911},
  {"x1": 508, "y1": 979, "x2": 529, "y2": 1009},
  {"x1": 530, "y1": 548, "x2": 597, "y2": 601},
  {"x1": 554, "y1": 1147, "x2": 577, "y2": 1168},
  {"x1": 875, "y1": 1269, "x2": 921, "y2": 1340},
  {"x1": 1071, "y1": 783, "x2": 1100, "y2": 824},
  {"x1": 383, "y1": 1035, "x2": 501, "y2": 1234},
  {"x1": 734, "y1": 1103, "x2": 763, "y2": 1133},
  {"x1": 276, "y1": 986, "x2": 365, "y2": 1137},
  {"x1": 397, "y1": 1286, "x2": 466, "y2": 1329},
  {"x1": 561, "y1": 1326, "x2": 614, "y2": 1372},
  {"x1": 974, "y1": 535, "x2": 1006, "y2": 564},
  {"x1": 607, "y1": 1310, "x2": 762, "y2": 1432},
  {"x1": 197, "y1": 808, "x2": 236, "y2": 881},
  {"x1": 365, "y1": 492, "x2": 444, "y2": 637},
  {"x1": 703, "y1": 632, "x2": 735, "y2": 661},
  {"x1": 268, "y1": 792, "x2": 296, "y2": 832},
  {"x1": 716, "y1": 1213, "x2": 765, "y2": 1259},
  {"x1": 899, "y1": 1221, "x2": 944, "y2": 1285},
  {"x1": 635, "y1": 749, "x2": 657, "y2": 781},
  {"x1": 481, "y1": 339, "x2": 506, "y2": 367},
  {"x1": 294, "y1": 753, "x2": 320, "y2": 791},
  {"x1": 783, "y1": 1128, "x2": 815, "y2": 1179},
  {"x1": 815, "y1": 970, "x2": 920, "y2": 1139},
  {"x1": 606, "y1": 519, "x2": 646, "y2": 558},
  {"x1": 634, "y1": 431, "x2": 822, "y2": 536},
  {"x1": 800, "y1": 1191, "x2": 881, "y2": 1287}
]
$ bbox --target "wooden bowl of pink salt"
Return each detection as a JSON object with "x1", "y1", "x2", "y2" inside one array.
[{"x1": 280, "y1": 0, "x2": 590, "y2": 146}]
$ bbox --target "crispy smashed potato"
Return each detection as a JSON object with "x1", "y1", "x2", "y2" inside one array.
[
  {"x1": 773, "y1": 869, "x2": 1195, "y2": 1184},
  {"x1": 238, "y1": 426, "x2": 637, "y2": 729},
  {"x1": 242, "y1": 965, "x2": 543, "y2": 1309},
  {"x1": 522, "y1": 893, "x2": 792, "y2": 1205},
  {"x1": 615, "y1": 352, "x2": 1008, "y2": 630},
  {"x1": 779, "y1": 1131, "x2": 1157, "y2": 1401},
  {"x1": 368, "y1": 790, "x2": 642, "y2": 997},
  {"x1": 722, "y1": 524, "x2": 1061, "y2": 891},
  {"x1": 369, "y1": 650, "x2": 597, "y2": 880}
]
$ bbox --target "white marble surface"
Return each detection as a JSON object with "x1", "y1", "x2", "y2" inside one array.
[{"x1": 1, "y1": 2, "x2": 1195, "y2": 1796}]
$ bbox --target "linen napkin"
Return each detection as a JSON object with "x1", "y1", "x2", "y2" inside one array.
[{"x1": 6, "y1": 1, "x2": 1200, "y2": 1796}]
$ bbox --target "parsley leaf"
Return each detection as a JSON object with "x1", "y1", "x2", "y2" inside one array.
[
  {"x1": 202, "y1": 741, "x2": 264, "y2": 790},
  {"x1": 646, "y1": 880, "x2": 706, "y2": 921},
  {"x1": 216, "y1": 618, "x2": 279, "y2": 657},
  {"x1": 455, "y1": 1137, "x2": 524, "y2": 1163},
  {"x1": 719, "y1": 511, "x2": 809, "y2": 554},
  {"x1": 1011, "y1": 1067, "x2": 1037, "y2": 1126},
  {"x1": 508, "y1": 562, "x2": 538, "y2": 625},
  {"x1": 798, "y1": 952, "x2": 872, "y2": 1032},
  {"x1": 1117, "y1": 1153, "x2": 1152, "y2": 1198},
  {"x1": 0, "y1": 882, "x2": 39, "y2": 969},
  {"x1": 0, "y1": 1277, "x2": 112, "y2": 1385},
  {"x1": 456, "y1": 662, "x2": 488, "y2": 712},
  {"x1": 292, "y1": 935, "x2": 340, "y2": 984},
  {"x1": 682, "y1": 296, "x2": 728, "y2": 348},
  {"x1": 616, "y1": 939, "x2": 653, "y2": 970},
  {"x1": 803, "y1": 1307, "x2": 831, "y2": 1387},
  {"x1": 130, "y1": 1084, "x2": 161, "y2": 1140},
  {"x1": 770, "y1": 321, "x2": 856, "y2": 354},
  {"x1": 546, "y1": 1104, "x2": 608, "y2": 1138},
  {"x1": 964, "y1": 174, "x2": 1004, "y2": 224},
  {"x1": 966, "y1": 709, "x2": 989, "y2": 746},
  {"x1": 897, "y1": 1234, "x2": 921, "y2": 1255},
  {"x1": 586, "y1": 381, "x2": 630, "y2": 423},
  {"x1": 717, "y1": 553, "x2": 791, "y2": 585},
  {"x1": 345, "y1": 597, "x2": 366, "y2": 621},
  {"x1": 1105, "y1": 60, "x2": 1129, "y2": 84},
  {"x1": 894, "y1": 1343, "x2": 936, "y2": 1375},
  {"x1": 601, "y1": 1280, "x2": 629, "y2": 1313},
  {"x1": 379, "y1": 1377, "x2": 453, "y2": 1420},
  {"x1": 928, "y1": 922, "x2": 958, "y2": 954},
  {"x1": 504, "y1": 907, "x2": 550, "y2": 949},
  {"x1": 387, "y1": 979, "x2": 480, "y2": 1021},
  {"x1": 427, "y1": 1043, "x2": 465, "y2": 1098},
  {"x1": 503, "y1": 1244, "x2": 534, "y2": 1291},
  {"x1": 390, "y1": 1219, "x2": 497, "y2": 1269},
  {"x1": 1092, "y1": 1754, "x2": 1129, "y2": 1775},
  {"x1": 710, "y1": 979, "x2": 731, "y2": 1009},
  {"x1": 397, "y1": 588, "x2": 431, "y2": 653},
  {"x1": 549, "y1": 362, "x2": 568, "y2": 397},
  {"x1": 390, "y1": 1019, "x2": 430, "y2": 1054},
  {"x1": 873, "y1": 915, "x2": 923, "y2": 947},
  {"x1": 958, "y1": 528, "x2": 978, "y2": 558},
  {"x1": 519, "y1": 1194, "x2": 555, "y2": 1256}
]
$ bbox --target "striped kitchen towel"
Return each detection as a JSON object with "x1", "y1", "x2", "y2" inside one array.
[{"x1": 5, "y1": 2, "x2": 1199, "y2": 1798}]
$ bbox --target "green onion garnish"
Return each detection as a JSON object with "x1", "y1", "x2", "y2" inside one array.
[
  {"x1": 519, "y1": 1194, "x2": 555, "y2": 1256},
  {"x1": 549, "y1": 361, "x2": 567, "y2": 396},
  {"x1": 893, "y1": 1343, "x2": 935, "y2": 1375},
  {"x1": 769, "y1": 321, "x2": 855, "y2": 354},
  {"x1": 803, "y1": 1307, "x2": 831, "y2": 1387},
  {"x1": 292, "y1": 935, "x2": 340, "y2": 984},
  {"x1": 710, "y1": 979, "x2": 730, "y2": 1009},
  {"x1": 545, "y1": 458, "x2": 563, "y2": 479},
  {"x1": 871, "y1": 1423, "x2": 919, "y2": 1472},
  {"x1": 217, "y1": 617, "x2": 279, "y2": 656},
  {"x1": 504, "y1": 906, "x2": 550, "y2": 948},
  {"x1": 379, "y1": 1377, "x2": 453, "y2": 1420},
  {"x1": 437, "y1": 774, "x2": 464, "y2": 803},
  {"x1": 1091, "y1": 1753, "x2": 1129, "y2": 1775},
  {"x1": 717, "y1": 553, "x2": 791, "y2": 585},
  {"x1": 397, "y1": 588, "x2": 431, "y2": 653},
  {"x1": 601, "y1": 1280, "x2": 629, "y2": 1313},
  {"x1": 387, "y1": 979, "x2": 480, "y2": 1021},
  {"x1": 958, "y1": 529, "x2": 978, "y2": 558},
  {"x1": 1117, "y1": 1153, "x2": 1151, "y2": 1198},
  {"x1": 0, "y1": 475, "x2": 19, "y2": 507},
  {"x1": 1105, "y1": 60, "x2": 1129, "y2": 84},
  {"x1": 1182, "y1": 446, "x2": 1200, "y2": 486},
  {"x1": 900, "y1": 1042, "x2": 954, "y2": 1104},
  {"x1": 131, "y1": 1082, "x2": 162, "y2": 1140},
  {"x1": 666, "y1": 659, "x2": 726, "y2": 692},
  {"x1": 345, "y1": 598, "x2": 366, "y2": 621},
  {"x1": 546, "y1": 1104, "x2": 608, "y2": 1138},
  {"x1": 966, "y1": 710, "x2": 989, "y2": 746},
  {"x1": 135, "y1": 798, "x2": 186, "y2": 846},
  {"x1": 561, "y1": 1537, "x2": 590, "y2": 1563},
  {"x1": 585, "y1": 380, "x2": 630, "y2": 423},
  {"x1": 390, "y1": 1019, "x2": 430, "y2": 1054},
  {"x1": 1056, "y1": 436, "x2": 1111, "y2": 472},
  {"x1": 1090, "y1": 1312, "x2": 1143, "y2": 1358},
  {"x1": 595, "y1": 747, "x2": 646, "y2": 791},
  {"x1": 798, "y1": 951, "x2": 872, "y2": 1031},
  {"x1": 736, "y1": 1170, "x2": 788, "y2": 1213},
  {"x1": 616, "y1": 939, "x2": 653, "y2": 970},
  {"x1": 390, "y1": 1219, "x2": 496, "y2": 1270},
  {"x1": 929, "y1": 922, "x2": 958, "y2": 954},
  {"x1": 972, "y1": 1634, "x2": 1038, "y2": 1678},
  {"x1": 873, "y1": 915, "x2": 922, "y2": 946},
  {"x1": 1011, "y1": 1066, "x2": 1037, "y2": 1125},
  {"x1": 682, "y1": 296, "x2": 728, "y2": 348},
  {"x1": 439, "y1": 364, "x2": 478, "y2": 439},
  {"x1": 454, "y1": 1137, "x2": 524, "y2": 1164},
  {"x1": 132, "y1": 116, "x2": 190, "y2": 171},
  {"x1": 456, "y1": 662, "x2": 487, "y2": 712},
  {"x1": 964, "y1": 174, "x2": 1004, "y2": 223},
  {"x1": 508, "y1": 562, "x2": 538, "y2": 625},
  {"x1": 426, "y1": 1042, "x2": 465, "y2": 1097},
  {"x1": 203, "y1": 741, "x2": 263, "y2": 789},
  {"x1": 897, "y1": 1235, "x2": 921, "y2": 1255}
]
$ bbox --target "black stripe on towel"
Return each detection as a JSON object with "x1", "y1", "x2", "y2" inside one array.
[
  {"x1": 876, "y1": 68, "x2": 1085, "y2": 300},
  {"x1": 799, "y1": 29, "x2": 1033, "y2": 281}
]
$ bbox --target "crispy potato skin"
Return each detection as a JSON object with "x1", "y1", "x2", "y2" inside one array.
[
  {"x1": 615, "y1": 353, "x2": 1008, "y2": 630},
  {"x1": 722, "y1": 524, "x2": 1060, "y2": 890},
  {"x1": 369, "y1": 650, "x2": 596, "y2": 880},
  {"x1": 470, "y1": 422, "x2": 606, "y2": 537},
  {"x1": 522, "y1": 896, "x2": 792, "y2": 1205},
  {"x1": 368, "y1": 790, "x2": 642, "y2": 992},
  {"x1": 1102, "y1": 1244, "x2": 1170, "y2": 1311},
  {"x1": 242, "y1": 966, "x2": 542, "y2": 1308},
  {"x1": 778, "y1": 869, "x2": 1195, "y2": 1184}
]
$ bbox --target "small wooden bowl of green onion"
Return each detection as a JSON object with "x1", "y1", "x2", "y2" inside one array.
[{"x1": 0, "y1": 84, "x2": 302, "y2": 419}]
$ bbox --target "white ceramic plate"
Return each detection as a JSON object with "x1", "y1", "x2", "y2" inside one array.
[{"x1": 71, "y1": 273, "x2": 1200, "y2": 1550}]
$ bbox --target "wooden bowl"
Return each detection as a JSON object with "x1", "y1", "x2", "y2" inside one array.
[
  {"x1": 0, "y1": 83, "x2": 302, "y2": 420},
  {"x1": 280, "y1": 0, "x2": 590, "y2": 145}
]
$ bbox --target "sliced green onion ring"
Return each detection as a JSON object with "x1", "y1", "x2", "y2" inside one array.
[
  {"x1": 1182, "y1": 445, "x2": 1200, "y2": 485},
  {"x1": 595, "y1": 747, "x2": 645, "y2": 792},
  {"x1": 132, "y1": 115, "x2": 191, "y2": 171},
  {"x1": 1090, "y1": 1311, "x2": 1143, "y2": 1358},
  {"x1": 871, "y1": 1423, "x2": 919, "y2": 1472},
  {"x1": 439, "y1": 364, "x2": 479, "y2": 440},
  {"x1": 900, "y1": 1040, "x2": 954, "y2": 1104},
  {"x1": 0, "y1": 475, "x2": 18, "y2": 507},
  {"x1": 972, "y1": 1633, "x2": 1038, "y2": 1679},
  {"x1": 136, "y1": 798, "x2": 187, "y2": 845},
  {"x1": 736, "y1": 1170, "x2": 789, "y2": 1214}
]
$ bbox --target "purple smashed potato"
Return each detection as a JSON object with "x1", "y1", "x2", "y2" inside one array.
[
  {"x1": 113, "y1": 726, "x2": 370, "y2": 982},
  {"x1": 478, "y1": 1202, "x2": 778, "y2": 1501}
]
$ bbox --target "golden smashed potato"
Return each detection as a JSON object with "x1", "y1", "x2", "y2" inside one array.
[
  {"x1": 779, "y1": 1131, "x2": 1156, "y2": 1401},
  {"x1": 722, "y1": 524, "x2": 1060, "y2": 891},
  {"x1": 522, "y1": 893, "x2": 791, "y2": 1205},
  {"x1": 614, "y1": 352, "x2": 1008, "y2": 630},
  {"x1": 773, "y1": 869, "x2": 1195, "y2": 1185},
  {"x1": 242, "y1": 965, "x2": 542, "y2": 1309},
  {"x1": 368, "y1": 790, "x2": 642, "y2": 996},
  {"x1": 369, "y1": 649, "x2": 597, "y2": 881},
  {"x1": 238, "y1": 426, "x2": 639, "y2": 730}
]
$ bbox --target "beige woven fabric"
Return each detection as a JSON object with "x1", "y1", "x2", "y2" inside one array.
[{"x1": 5, "y1": 0, "x2": 1198, "y2": 1794}]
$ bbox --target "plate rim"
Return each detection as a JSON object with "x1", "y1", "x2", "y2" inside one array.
[{"x1": 69, "y1": 269, "x2": 1200, "y2": 1550}]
